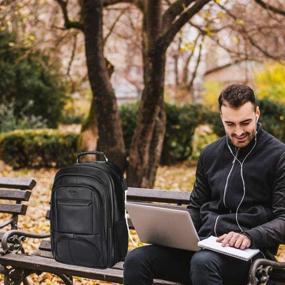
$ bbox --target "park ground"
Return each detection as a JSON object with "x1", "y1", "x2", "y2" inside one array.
[{"x1": 0, "y1": 161, "x2": 284, "y2": 284}]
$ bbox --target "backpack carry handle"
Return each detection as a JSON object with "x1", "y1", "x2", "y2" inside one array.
[{"x1": 76, "y1": 151, "x2": 109, "y2": 163}]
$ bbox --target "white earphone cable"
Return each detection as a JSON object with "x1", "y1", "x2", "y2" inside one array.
[{"x1": 225, "y1": 134, "x2": 257, "y2": 232}]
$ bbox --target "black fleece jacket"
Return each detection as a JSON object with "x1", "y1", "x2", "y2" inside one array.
[{"x1": 188, "y1": 125, "x2": 285, "y2": 253}]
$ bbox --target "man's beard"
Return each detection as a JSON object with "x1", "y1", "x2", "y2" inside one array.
[{"x1": 229, "y1": 130, "x2": 256, "y2": 148}]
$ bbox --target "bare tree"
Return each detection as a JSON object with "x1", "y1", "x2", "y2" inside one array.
[
  {"x1": 126, "y1": 0, "x2": 212, "y2": 187},
  {"x1": 54, "y1": 0, "x2": 127, "y2": 170}
]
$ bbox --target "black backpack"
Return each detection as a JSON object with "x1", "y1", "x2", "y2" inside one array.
[{"x1": 50, "y1": 151, "x2": 128, "y2": 268}]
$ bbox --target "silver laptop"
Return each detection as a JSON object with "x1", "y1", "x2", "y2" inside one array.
[{"x1": 126, "y1": 202, "x2": 200, "y2": 251}]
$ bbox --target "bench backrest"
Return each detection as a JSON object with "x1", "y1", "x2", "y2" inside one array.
[
  {"x1": 0, "y1": 177, "x2": 36, "y2": 230},
  {"x1": 127, "y1": 187, "x2": 190, "y2": 204},
  {"x1": 45, "y1": 187, "x2": 190, "y2": 219}
]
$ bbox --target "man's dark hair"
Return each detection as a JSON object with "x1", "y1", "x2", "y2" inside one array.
[{"x1": 218, "y1": 84, "x2": 256, "y2": 109}]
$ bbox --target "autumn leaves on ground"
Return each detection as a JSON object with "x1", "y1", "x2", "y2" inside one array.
[{"x1": 0, "y1": 161, "x2": 284, "y2": 284}]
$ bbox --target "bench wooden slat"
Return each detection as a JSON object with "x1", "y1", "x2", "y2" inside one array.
[
  {"x1": 39, "y1": 240, "x2": 51, "y2": 251},
  {"x1": 36, "y1": 250, "x2": 53, "y2": 258},
  {"x1": 0, "y1": 189, "x2": 31, "y2": 201},
  {"x1": 127, "y1": 187, "x2": 190, "y2": 204},
  {"x1": 0, "y1": 178, "x2": 36, "y2": 190},
  {"x1": 0, "y1": 254, "x2": 124, "y2": 283},
  {"x1": 0, "y1": 204, "x2": 27, "y2": 214},
  {"x1": 0, "y1": 254, "x2": 179, "y2": 284}
]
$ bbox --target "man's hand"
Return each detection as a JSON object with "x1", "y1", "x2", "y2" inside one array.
[{"x1": 216, "y1": 232, "x2": 251, "y2": 250}]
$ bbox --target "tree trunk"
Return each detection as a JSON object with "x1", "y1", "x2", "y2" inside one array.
[
  {"x1": 127, "y1": 0, "x2": 167, "y2": 187},
  {"x1": 78, "y1": 98, "x2": 98, "y2": 152},
  {"x1": 81, "y1": 0, "x2": 126, "y2": 170},
  {"x1": 127, "y1": 52, "x2": 166, "y2": 187},
  {"x1": 143, "y1": 105, "x2": 166, "y2": 187},
  {"x1": 78, "y1": 59, "x2": 114, "y2": 153}
]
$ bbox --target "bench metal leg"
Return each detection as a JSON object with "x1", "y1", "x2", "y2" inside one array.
[
  {"x1": 3, "y1": 266, "x2": 73, "y2": 285},
  {"x1": 248, "y1": 258, "x2": 285, "y2": 285},
  {"x1": 248, "y1": 260, "x2": 272, "y2": 285},
  {"x1": 57, "y1": 274, "x2": 73, "y2": 285},
  {"x1": 3, "y1": 267, "x2": 30, "y2": 285}
]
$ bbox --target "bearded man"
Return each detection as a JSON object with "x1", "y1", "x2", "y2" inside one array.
[{"x1": 124, "y1": 84, "x2": 285, "y2": 285}]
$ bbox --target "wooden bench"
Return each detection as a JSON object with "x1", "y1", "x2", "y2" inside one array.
[
  {"x1": 0, "y1": 177, "x2": 36, "y2": 281},
  {"x1": 0, "y1": 182, "x2": 284, "y2": 285},
  {"x1": 0, "y1": 187, "x2": 190, "y2": 284}
]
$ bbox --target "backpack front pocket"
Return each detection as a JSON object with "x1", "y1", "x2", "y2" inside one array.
[
  {"x1": 57, "y1": 199, "x2": 93, "y2": 234},
  {"x1": 55, "y1": 233, "x2": 106, "y2": 267}
]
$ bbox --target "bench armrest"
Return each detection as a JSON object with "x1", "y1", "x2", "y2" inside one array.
[
  {"x1": 0, "y1": 218, "x2": 14, "y2": 229},
  {"x1": 248, "y1": 258, "x2": 285, "y2": 285},
  {"x1": 1, "y1": 230, "x2": 50, "y2": 254}
]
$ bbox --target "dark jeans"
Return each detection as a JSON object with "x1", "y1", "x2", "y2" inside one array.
[{"x1": 123, "y1": 245, "x2": 260, "y2": 285}]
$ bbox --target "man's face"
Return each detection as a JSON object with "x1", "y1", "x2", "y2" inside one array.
[{"x1": 220, "y1": 101, "x2": 260, "y2": 148}]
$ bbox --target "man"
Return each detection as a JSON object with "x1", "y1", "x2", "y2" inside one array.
[{"x1": 123, "y1": 84, "x2": 285, "y2": 285}]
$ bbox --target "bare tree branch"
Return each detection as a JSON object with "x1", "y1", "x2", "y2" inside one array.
[
  {"x1": 66, "y1": 33, "x2": 78, "y2": 76},
  {"x1": 214, "y1": 0, "x2": 284, "y2": 60},
  {"x1": 189, "y1": 20, "x2": 233, "y2": 35},
  {"x1": 254, "y1": 0, "x2": 285, "y2": 16},
  {"x1": 182, "y1": 33, "x2": 201, "y2": 84},
  {"x1": 189, "y1": 21, "x2": 248, "y2": 58},
  {"x1": 158, "y1": 0, "x2": 211, "y2": 51},
  {"x1": 126, "y1": 9, "x2": 139, "y2": 31},
  {"x1": 162, "y1": 0, "x2": 195, "y2": 29},
  {"x1": 173, "y1": 34, "x2": 182, "y2": 86},
  {"x1": 188, "y1": 35, "x2": 204, "y2": 93},
  {"x1": 245, "y1": 33, "x2": 283, "y2": 60},
  {"x1": 53, "y1": 30, "x2": 72, "y2": 48},
  {"x1": 104, "y1": 6, "x2": 129, "y2": 45},
  {"x1": 204, "y1": 58, "x2": 249, "y2": 76},
  {"x1": 54, "y1": 0, "x2": 83, "y2": 30},
  {"x1": 103, "y1": 0, "x2": 144, "y2": 10}
]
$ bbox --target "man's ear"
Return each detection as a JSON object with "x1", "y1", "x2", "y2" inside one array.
[{"x1": 255, "y1": 106, "x2": 260, "y2": 121}]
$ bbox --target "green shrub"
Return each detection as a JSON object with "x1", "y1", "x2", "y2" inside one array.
[
  {"x1": 206, "y1": 112, "x2": 224, "y2": 137},
  {"x1": 0, "y1": 31, "x2": 66, "y2": 128},
  {"x1": 191, "y1": 126, "x2": 218, "y2": 161},
  {"x1": 0, "y1": 101, "x2": 48, "y2": 132},
  {"x1": 119, "y1": 103, "x2": 138, "y2": 153},
  {"x1": 160, "y1": 104, "x2": 204, "y2": 164},
  {"x1": 0, "y1": 129, "x2": 78, "y2": 169},
  {"x1": 60, "y1": 113, "x2": 83, "y2": 124},
  {"x1": 258, "y1": 99, "x2": 285, "y2": 142},
  {"x1": 119, "y1": 103, "x2": 214, "y2": 164}
]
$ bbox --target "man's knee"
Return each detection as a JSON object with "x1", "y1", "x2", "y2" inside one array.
[
  {"x1": 190, "y1": 250, "x2": 222, "y2": 272},
  {"x1": 124, "y1": 246, "x2": 154, "y2": 285},
  {"x1": 124, "y1": 247, "x2": 148, "y2": 272},
  {"x1": 190, "y1": 251, "x2": 224, "y2": 285}
]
